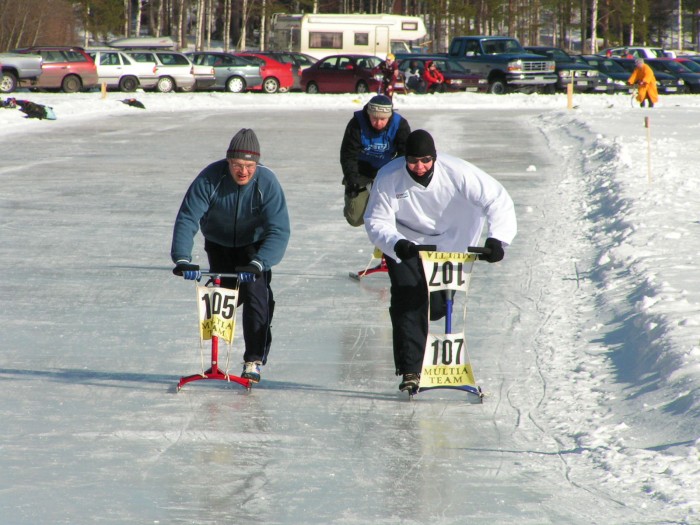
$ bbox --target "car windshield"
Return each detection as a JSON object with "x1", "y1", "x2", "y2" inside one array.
[
  {"x1": 660, "y1": 60, "x2": 690, "y2": 73},
  {"x1": 596, "y1": 59, "x2": 626, "y2": 73},
  {"x1": 679, "y1": 60, "x2": 700, "y2": 73},
  {"x1": 482, "y1": 39, "x2": 523, "y2": 54}
]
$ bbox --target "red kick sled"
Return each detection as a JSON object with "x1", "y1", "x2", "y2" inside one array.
[{"x1": 176, "y1": 271, "x2": 251, "y2": 392}]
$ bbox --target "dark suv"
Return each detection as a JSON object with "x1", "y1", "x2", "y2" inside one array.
[
  {"x1": 13, "y1": 46, "x2": 98, "y2": 92},
  {"x1": 524, "y1": 46, "x2": 606, "y2": 93}
]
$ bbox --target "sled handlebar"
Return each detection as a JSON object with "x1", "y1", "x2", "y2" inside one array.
[
  {"x1": 467, "y1": 246, "x2": 492, "y2": 255},
  {"x1": 416, "y1": 244, "x2": 492, "y2": 256},
  {"x1": 175, "y1": 270, "x2": 245, "y2": 282}
]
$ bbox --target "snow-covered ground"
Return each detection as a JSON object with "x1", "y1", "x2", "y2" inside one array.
[{"x1": 1, "y1": 89, "x2": 699, "y2": 524}]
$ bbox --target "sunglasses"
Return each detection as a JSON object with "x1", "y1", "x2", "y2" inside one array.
[{"x1": 406, "y1": 155, "x2": 434, "y2": 165}]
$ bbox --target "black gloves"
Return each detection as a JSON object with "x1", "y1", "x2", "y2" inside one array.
[
  {"x1": 394, "y1": 239, "x2": 418, "y2": 261},
  {"x1": 173, "y1": 260, "x2": 200, "y2": 276},
  {"x1": 479, "y1": 237, "x2": 505, "y2": 263},
  {"x1": 235, "y1": 264, "x2": 262, "y2": 283}
]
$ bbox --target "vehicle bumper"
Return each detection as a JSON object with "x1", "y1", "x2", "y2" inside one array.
[
  {"x1": 195, "y1": 78, "x2": 217, "y2": 89},
  {"x1": 507, "y1": 74, "x2": 558, "y2": 86}
]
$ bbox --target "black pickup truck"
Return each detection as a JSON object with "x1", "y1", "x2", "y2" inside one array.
[{"x1": 447, "y1": 36, "x2": 557, "y2": 94}]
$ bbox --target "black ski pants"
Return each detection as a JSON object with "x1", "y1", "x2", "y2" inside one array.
[
  {"x1": 204, "y1": 239, "x2": 275, "y2": 364},
  {"x1": 385, "y1": 255, "x2": 447, "y2": 376}
]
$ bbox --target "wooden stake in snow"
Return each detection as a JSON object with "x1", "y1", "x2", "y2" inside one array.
[
  {"x1": 645, "y1": 116, "x2": 651, "y2": 184},
  {"x1": 567, "y1": 77, "x2": 574, "y2": 110}
]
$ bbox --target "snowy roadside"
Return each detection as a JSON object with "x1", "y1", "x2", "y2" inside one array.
[{"x1": 534, "y1": 104, "x2": 700, "y2": 514}]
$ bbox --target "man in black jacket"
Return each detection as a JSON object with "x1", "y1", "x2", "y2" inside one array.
[{"x1": 339, "y1": 95, "x2": 411, "y2": 227}]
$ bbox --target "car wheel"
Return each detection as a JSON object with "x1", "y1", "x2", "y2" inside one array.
[
  {"x1": 119, "y1": 76, "x2": 139, "y2": 92},
  {"x1": 263, "y1": 77, "x2": 279, "y2": 93},
  {"x1": 0, "y1": 71, "x2": 18, "y2": 93},
  {"x1": 61, "y1": 75, "x2": 82, "y2": 93},
  {"x1": 226, "y1": 76, "x2": 246, "y2": 93},
  {"x1": 356, "y1": 81, "x2": 369, "y2": 94},
  {"x1": 156, "y1": 76, "x2": 175, "y2": 93},
  {"x1": 306, "y1": 82, "x2": 319, "y2": 94},
  {"x1": 488, "y1": 79, "x2": 507, "y2": 95}
]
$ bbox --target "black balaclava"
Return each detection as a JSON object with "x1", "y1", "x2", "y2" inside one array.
[{"x1": 405, "y1": 129, "x2": 437, "y2": 187}]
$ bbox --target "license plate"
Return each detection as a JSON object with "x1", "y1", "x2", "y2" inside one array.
[{"x1": 666, "y1": 87, "x2": 677, "y2": 92}]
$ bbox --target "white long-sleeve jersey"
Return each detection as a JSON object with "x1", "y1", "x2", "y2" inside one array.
[{"x1": 364, "y1": 152, "x2": 517, "y2": 262}]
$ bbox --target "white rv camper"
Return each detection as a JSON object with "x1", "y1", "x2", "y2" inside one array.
[{"x1": 270, "y1": 13, "x2": 427, "y2": 60}]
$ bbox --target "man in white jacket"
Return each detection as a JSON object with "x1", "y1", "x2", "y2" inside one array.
[{"x1": 364, "y1": 129, "x2": 517, "y2": 393}]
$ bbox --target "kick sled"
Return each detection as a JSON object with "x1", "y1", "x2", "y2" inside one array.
[
  {"x1": 175, "y1": 270, "x2": 251, "y2": 392},
  {"x1": 406, "y1": 247, "x2": 490, "y2": 402}
]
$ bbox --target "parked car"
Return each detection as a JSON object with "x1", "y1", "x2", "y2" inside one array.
[
  {"x1": 0, "y1": 52, "x2": 43, "y2": 93},
  {"x1": 396, "y1": 55, "x2": 488, "y2": 92},
  {"x1": 672, "y1": 57, "x2": 700, "y2": 73},
  {"x1": 645, "y1": 58, "x2": 700, "y2": 93},
  {"x1": 12, "y1": 46, "x2": 98, "y2": 93},
  {"x1": 524, "y1": 46, "x2": 606, "y2": 93},
  {"x1": 186, "y1": 51, "x2": 262, "y2": 93},
  {"x1": 301, "y1": 54, "x2": 383, "y2": 94},
  {"x1": 680, "y1": 55, "x2": 700, "y2": 66},
  {"x1": 612, "y1": 58, "x2": 685, "y2": 95},
  {"x1": 235, "y1": 52, "x2": 294, "y2": 93},
  {"x1": 125, "y1": 49, "x2": 196, "y2": 92},
  {"x1": 601, "y1": 46, "x2": 674, "y2": 59},
  {"x1": 255, "y1": 51, "x2": 318, "y2": 90},
  {"x1": 578, "y1": 55, "x2": 633, "y2": 93},
  {"x1": 87, "y1": 49, "x2": 158, "y2": 92}
]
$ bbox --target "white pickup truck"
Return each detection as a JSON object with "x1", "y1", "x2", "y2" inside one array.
[{"x1": 0, "y1": 52, "x2": 43, "y2": 93}]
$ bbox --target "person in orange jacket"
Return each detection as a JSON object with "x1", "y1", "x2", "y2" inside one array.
[
  {"x1": 628, "y1": 58, "x2": 659, "y2": 108},
  {"x1": 422, "y1": 61, "x2": 445, "y2": 93}
]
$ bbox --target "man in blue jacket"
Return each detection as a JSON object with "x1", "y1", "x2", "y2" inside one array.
[{"x1": 171, "y1": 128, "x2": 290, "y2": 383}]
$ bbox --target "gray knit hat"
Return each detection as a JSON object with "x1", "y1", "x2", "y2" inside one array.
[
  {"x1": 367, "y1": 95, "x2": 393, "y2": 117},
  {"x1": 226, "y1": 128, "x2": 260, "y2": 162}
]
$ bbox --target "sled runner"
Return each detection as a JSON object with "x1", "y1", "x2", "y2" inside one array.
[
  {"x1": 349, "y1": 247, "x2": 388, "y2": 280},
  {"x1": 176, "y1": 271, "x2": 251, "y2": 392},
  {"x1": 408, "y1": 247, "x2": 490, "y2": 401}
]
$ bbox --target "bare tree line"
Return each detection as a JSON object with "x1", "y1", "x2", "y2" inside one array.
[{"x1": 1, "y1": 0, "x2": 699, "y2": 53}]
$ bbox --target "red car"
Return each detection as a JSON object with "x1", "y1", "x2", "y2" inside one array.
[
  {"x1": 301, "y1": 54, "x2": 383, "y2": 94},
  {"x1": 13, "y1": 46, "x2": 98, "y2": 93},
  {"x1": 235, "y1": 52, "x2": 293, "y2": 93}
]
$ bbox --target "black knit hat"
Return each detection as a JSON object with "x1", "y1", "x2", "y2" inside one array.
[
  {"x1": 405, "y1": 129, "x2": 437, "y2": 157},
  {"x1": 226, "y1": 128, "x2": 260, "y2": 162}
]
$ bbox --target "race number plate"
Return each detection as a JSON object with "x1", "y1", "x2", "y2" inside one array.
[
  {"x1": 421, "y1": 332, "x2": 477, "y2": 390},
  {"x1": 418, "y1": 251, "x2": 480, "y2": 393},
  {"x1": 196, "y1": 286, "x2": 238, "y2": 344}
]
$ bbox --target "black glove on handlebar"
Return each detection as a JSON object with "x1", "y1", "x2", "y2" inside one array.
[
  {"x1": 394, "y1": 239, "x2": 418, "y2": 261},
  {"x1": 235, "y1": 264, "x2": 262, "y2": 283},
  {"x1": 479, "y1": 238, "x2": 505, "y2": 263},
  {"x1": 173, "y1": 260, "x2": 200, "y2": 276}
]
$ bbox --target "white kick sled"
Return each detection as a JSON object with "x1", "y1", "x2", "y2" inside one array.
[{"x1": 409, "y1": 247, "x2": 489, "y2": 401}]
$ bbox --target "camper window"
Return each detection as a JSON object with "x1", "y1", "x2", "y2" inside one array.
[
  {"x1": 354, "y1": 33, "x2": 369, "y2": 46},
  {"x1": 309, "y1": 31, "x2": 343, "y2": 50}
]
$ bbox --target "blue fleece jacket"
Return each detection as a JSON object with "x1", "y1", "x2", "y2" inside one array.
[{"x1": 171, "y1": 159, "x2": 290, "y2": 271}]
